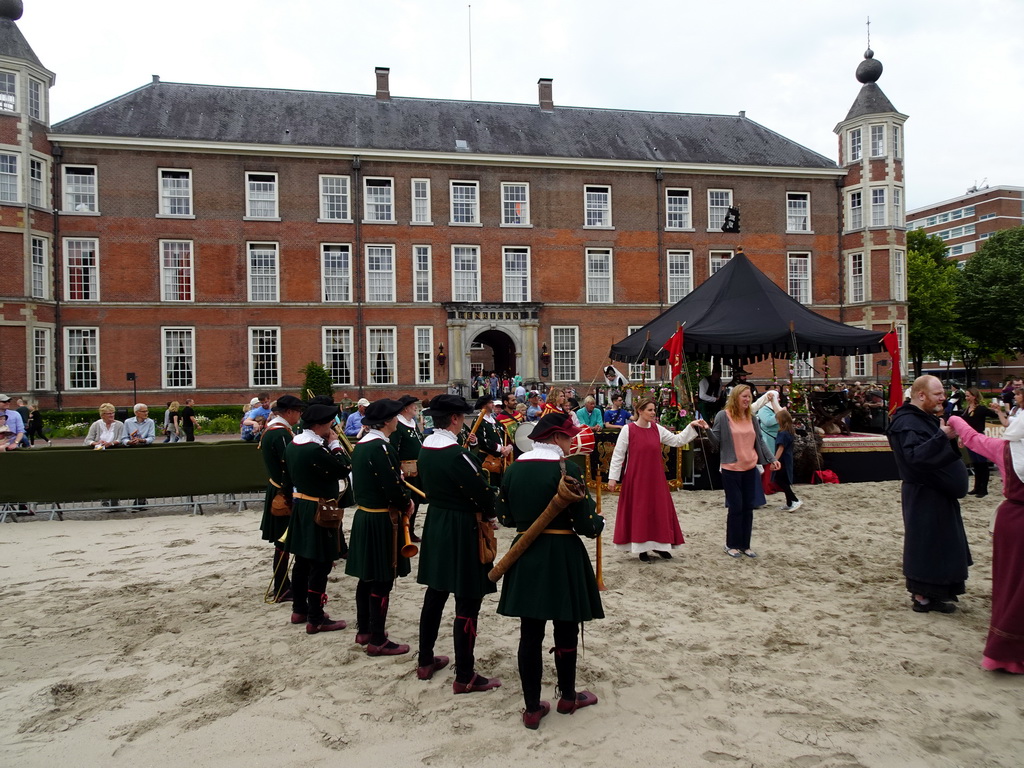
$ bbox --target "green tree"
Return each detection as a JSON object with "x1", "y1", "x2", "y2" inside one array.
[
  {"x1": 958, "y1": 227, "x2": 1024, "y2": 368},
  {"x1": 300, "y1": 361, "x2": 334, "y2": 399},
  {"x1": 906, "y1": 230, "x2": 960, "y2": 377}
]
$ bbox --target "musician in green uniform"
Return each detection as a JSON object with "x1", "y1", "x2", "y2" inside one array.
[
  {"x1": 345, "y1": 398, "x2": 413, "y2": 656},
  {"x1": 258, "y1": 394, "x2": 306, "y2": 603},
  {"x1": 283, "y1": 402, "x2": 352, "y2": 634},
  {"x1": 497, "y1": 411, "x2": 604, "y2": 729},
  {"x1": 415, "y1": 394, "x2": 502, "y2": 692},
  {"x1": 473, "y1": 396, "x2": 513, "y2": 474},
  {"x1": 391, "y1": 395, "x2": 424, "y2": 542}
]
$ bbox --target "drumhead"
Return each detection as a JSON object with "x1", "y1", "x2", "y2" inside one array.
[{"x1": 514, "y1": 421, "x2": 536, "y2": 452}]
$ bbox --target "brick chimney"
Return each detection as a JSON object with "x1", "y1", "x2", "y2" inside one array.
[
  {"x1": 538, "y1": 78, "x2": 553, "y2": 111},
  {"x1": 375, "y1": 67, "x2": 390, "y2": 101}
]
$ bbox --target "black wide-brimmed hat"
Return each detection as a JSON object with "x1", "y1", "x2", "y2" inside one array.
[
  {"x1": 398, "y1": 394, "x2": 420, "y2": 408},
  {"x1": 306, "y1": 395, "x2": 335, "y2": 407},
  {"x1": 424, "y1": 394, "x2": 474, "y2": 418},
  {"x1": 474, "y1": 394, "x2": 494, "y2": 410},
  {"x1": 303, "y1": 403, "x2": 339, "y2": 425},
  {"x1": 364, "y1": 398, "x2": 405, "y2": 423},
  {"x1": 531, "y1": 412, "x2": 582, "y2": 442},
  {"x1": 273, "y1": 394, "x2": 306, "y2": 412}
]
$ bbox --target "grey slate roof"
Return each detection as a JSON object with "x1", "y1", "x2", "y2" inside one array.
[
  {"x1": 0, "y1": 17, "x2": 44, "y2": 69},
  {"x1": 53, "y1": 81, "x2": 838, "y2": 170},
  {"x1": 845, "y1": 83, "x2": 899, "y2": 121}
]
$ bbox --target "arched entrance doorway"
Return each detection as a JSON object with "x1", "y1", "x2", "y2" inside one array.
[{"x1": 470, "y1": 329, "x2": 517, "y2": 378}]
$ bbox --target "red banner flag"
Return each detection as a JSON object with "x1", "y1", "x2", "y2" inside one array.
[
  {"x1": 881, "y1": 330, "x2": 903, "y2": 415},
  {"x1": 662, "y1": 328, "x2": 684, "y2": 406}
]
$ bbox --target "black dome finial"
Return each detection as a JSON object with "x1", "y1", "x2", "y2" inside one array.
[
  {"x1": 856, "y1": 47, "x2": 883, "y2": 84},
  {"x1": 0, "y1": 0, "x2": 24, "y2": 21}
]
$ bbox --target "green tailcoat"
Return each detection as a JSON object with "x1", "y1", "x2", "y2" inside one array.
[
  {"x1": 417, "y1": 441, "x2": 497, "y2": 599},
  {"x1": 282, "y1": 439, "x2": 351, "y2": 562},
  {"x1": 258, "y1": 425, "x2": 293, "y2": 542},
  {"x1": 496, "y1": 456, "x2": 605, "y2": 622},
  {"x1": 345, "y1": 434, "x2": 412, "y2": 581}
]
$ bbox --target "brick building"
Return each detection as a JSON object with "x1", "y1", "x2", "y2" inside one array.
[
  {"x1": 0, "y1": 2, "x2": 907, "y2": 408},
  {"x1": 907, "y1": 184, "x2": 1024, "y2": 263}
]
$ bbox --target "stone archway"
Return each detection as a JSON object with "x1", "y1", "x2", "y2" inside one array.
[{"x1": 471, "y1": 329, "x2": 517, "y2": 377}]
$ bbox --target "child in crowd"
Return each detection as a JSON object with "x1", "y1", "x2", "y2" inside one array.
[{"x1": 774, "y1": 409, "x2": 802, "y2": 511}]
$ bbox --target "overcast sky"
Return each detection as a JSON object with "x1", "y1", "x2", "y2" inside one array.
[{"x1": 20, "y1": 0, "x2": 1023, "y2": 210}]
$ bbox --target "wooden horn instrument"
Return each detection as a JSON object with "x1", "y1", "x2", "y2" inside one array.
[{"x1": 401, "y1": 516, "x2": 418, "y2": 558}]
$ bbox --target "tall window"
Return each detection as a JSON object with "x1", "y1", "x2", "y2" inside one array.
[
  {"x1": 849, "y1": 328, "x2": 868, "y2": 379},
  {"x1": 319, "y1": 175, "x2": 350, "y2": 221},
  {"x1": 0, "y1": 71, "x2": 15, "y2": 112},
  {"x1": 249, "y1": 328, "x2": 280, "y2": 387},
  {"x1": 0, "y1": 153, "x2": 18, "y2": 202},
  {"x1": 893, "y1": 125, "x2": 902, "y2": 158},
  {"x1": 247, "y1": 243, "x2": 279, "y2": 302},
  {"x1": 366, "y1": 244, "x2": 395, "y2": 302},
  {"x1": 849, "y1": 127, "x2": 862, "y2": 162},
  {"x1": 322, "y1": 327, "x2": 353, "y2": 386},
  {"x1": 64, "y1": 238, "x2": 98, "y2": 300},
  {"x1": 551, "y1": 327, "x2": 579, "y2": 382},
  {"x1": 709, "y1": 250, "x2": 733, "y2": 275},
  {"x1": 502, "y1": 246, "x2": 530, "y2": 302},
  {"x1": 896, "y1": 324, "x2": 907, "y2": 378},
  {"x1": 627, "y1": 325, "x2": 656, "y2": 382},
  {"x1": 28, "y1": 78, "x2": 42, "y2": 121},
  {"x1": 66, "y1": 328, "x2": 99, "y2": 390},
  {"x1": 159, "y1": 169, "x2": 192, "y2": 216},
  {"x1": 501, "y1": 182, "x2": 530, "y2": 226},
  {"x1": 415, "y1": 326, "x2": 434, "y2": 385},
  {"x1": 30, "y1": 237, "x2": 46, "y2": 299},
  {"x1": 364, "y1": 177, "x2": 394, "y2": 222},
  {"x1": 849, "y1": 191, "x2": 863, "y2": 230},
  {"x1": 63, "y1": 166, "x2": 97, "y2": 212},
  {"x1": 707, "y1": 189, "x2": 732, "y2": 230},
  {"x1": 29, "y1": 158, "x2": 44, "y2": 207},
  {"x1": 411, "y1": 178, "x2": 431, "y2": 224},
  {"x1": 667, "y1": 250, "x2": 692, "y2": 302},
  {"x1": 452, "y1": 245, "x2": 480, "y2": 302},
  {"x1": 871, "y1": 188, "x2": 887, "y2": 226},
  {"x1": 321, "y1": 244, "x2": 352, "y2": 302},
  {"x1": 413, "y1": 245, "x2": 432, "y2": 302},
  {"x1": 892, "y1": 188, "x2": 903, "y2": 227},
  {"x1": 245, "y1": 172, "x2": 278, "y2": 218},
  {"x1": 584, "y1": 185, "x2": 611, "y2": 227},
  {"x1": 162, "y1": 327, "x2": 195, "y2": 388},
  {"x1": 786, "y1": 192, "x2": 810, "y2": 232},
  {"x1": 666, "y1": 188, "x2": 691, "y2": 229},
  {"x1": 585, "y1": 248, "x2": 613, "y2": 303},
  {"x1": 32, "y1": 328, "x2": 51, "y2": 391},
  {"x1": 787, "y1": 252, "x2": 811, "y2": 304},
  {"x1": 367, "y1": 327, "x2": 396, "y2": 385},
  {"x1": 870, "y1": 125, "x2": 886, "y2": 157},
  {"x1": 161, "y1": 240, "x2": 194, "y2": 301},
  {"x1": 848, "y1": 253, "x2": 865, "y2": 303},
  {"x1": 892, "y1": 250, "x2": 906, "y2": 302},
  {"x1": 450, "y1": 180, "x2": 480, "y2": 224}
]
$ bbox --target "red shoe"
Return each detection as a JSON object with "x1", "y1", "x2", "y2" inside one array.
[
  {"x1": 453, "y1": 673, "x2": 502, "y2": 694},
  {"x1": 274, "y1": 589, "x2": 293, "y2": 603},
  {"x1": 355, "y1": 631, "x2": 386, "y2": 645},
  {"x1": 556, "y1": 690, "x2": 598, "y2": 714},
  {"x1": 290, "y1": 613, "x2": 308, "y2": 624},
  {"x1": 416, "y1": 655, "x2": 450, "y2": 680},
  {"x1": 306, "y1": 618, "x2": 347, "y2": 634},
  {"x1": 522, "y1": 702, "x2": 551, "y2": 730},
  {"x1": 366, "y1": 640, "x2": 410, "y2": 656}
]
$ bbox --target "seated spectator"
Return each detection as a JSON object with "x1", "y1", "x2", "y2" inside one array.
[
  {"x1": 576, "y1": 395, "x2": 604, "y2": 430},
  {"x1": 344, "y1": 397, "x2": 371, "y2": 436},
  {"x1": 122, "y1": 403, "x2": 156, "y2": 511},
  {"x1": 85, "y1": 403, "x2": 126, "y2": 510},
  {"x1": 525, "y1": 391, "x2": 543, "y2": 422},
  {"x1": 0, "y1": 413, "x2": 10, "y2": 449},
  {"x1": 604, "y1": 394, "x2": 631, "y2": 429},
  {"x1": 0, "y1": 393, "x2": 25, "y2": 449},
  {"x1": 241, "y1": 394, "x2": 271, "y2": 441}
]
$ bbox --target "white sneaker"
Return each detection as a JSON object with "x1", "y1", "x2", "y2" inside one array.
[{"x1": 785, "y1": 500, "x2": 803, "y2": 512}]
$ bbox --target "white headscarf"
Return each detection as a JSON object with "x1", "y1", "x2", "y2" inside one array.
[{"x1": 1002, "y1": 416, "x2": 1024, "y2": 483}]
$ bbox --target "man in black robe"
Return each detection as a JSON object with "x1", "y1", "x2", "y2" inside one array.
[{"x1": 887, "y1": 375, "x2": 971, "y2": 614}]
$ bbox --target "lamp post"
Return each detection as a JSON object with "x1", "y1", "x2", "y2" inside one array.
[{"x1": 126, "y1": 372, "x2": 137, "y2": 404}]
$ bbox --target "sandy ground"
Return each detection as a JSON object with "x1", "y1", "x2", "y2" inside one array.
[{"x1": 1, "y1": 482, "x2": 1021, "y2": 768}]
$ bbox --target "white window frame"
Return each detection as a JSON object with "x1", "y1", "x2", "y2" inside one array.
[
  {"x1": 63, "y1": 237, "x2": 99, "y2": 301},
  {"x1": 65, "y1": 326, "x2": 99, "y2": 390},
  {"x1": 0, "y1": 152, "x2": 18, "y2": 203},
  {"x1": 870, "y1": 124, "x2": 886, "y2": 157},
  {"x1": 667, "y1": 250, "x2": 693, "y2": 303},
  {"x1": 585, "y1": 248, "x2": 613, "y2": 303},
  {"x1": 363, "y1": 177, "x2": 395, "y2": 223},
  {"x1": 551, "y1": 326, "x2": 579, "y2": 382},
  {"x1": 848, "y1": 327, "x2": 869, "y2": 380},
  {"x1": 892, "y1": 250, "x2": 905, "y2": 302},
  {"x1": 502, "y1": 246, "x2": 531, "y2": 302},
  {"x1": 249, "y1": 327, "x2": 281, "y2": 388},
  {"x1": 160, "y1": 239, "x2": 194, "y2": 302},
  {"x1": 871, "y1": 188, "x2": 887, "y2": 227},
  {"x1": 501, "y1": 182, "x2": 531, "y2": 226},
  {"x1": 627, "y1": 325, "x2": 656, "y2": 382},
  {"x1": 322, "y1": 326, "x2": 354, "y2": 386},
  {"x1": 162, "y1": 327, "x2": 196, "y2": 389},
  {"x1": 709, "y1": 250, "x2": 733, "y2": 275},
  {"x1": 452, "y1": 245, "x2": 481, "y2": 302},
  {"x1": 319, "y1": 174, "x2": 351, "y2": 222},
  {"x1": 0, "y1": 70, "x2": 16, "y2": 113},
  {"x1": 63, "y1": 166, "x2": 98, "y2": 213},
  {"x1": 411, "y1": 178, "x2": 432, "y2": 225},
  {"x1": 786, "y1": 192, "x2": 811, "y2": 233},
  {"x1": 892, "y1": 187, "x2": 903, "y2": 228},
  {"x1": 707, "y1": 189, "x2": 733, "y2": 231},
  {"x1": 413, "y1": 245, "x2": 433, "y2": 302},
  {"x1": 30, "y1": 236, "x2": 47, "y2": 300},
  {"x1": 366, "y1": 326, "x2": 397, "y2": 386},
  {"x1": 321, "y1": 243, "x2": 353, "y2": 303},
  {"x1": 787, "y1": 252, "x2": 812, "y2": 304},
  {"x1": 244, "y1": 171, "x2": 279, "y2": 219},
  {"x1": 896, "y1": 324, "x2": 908, "y2": 378},
  {"x1": 415, "y1": 326, "x2": 434, "y2": 385},
  {"x1": 665, "y1": 187, "x2": 692, "y2": 230},
  {"x1": 449, "y1": 180, "x2": 481, "y2": 225},
  {"x1": 849, "y1": 191, "x2": 863, "y2": 230},
  {"x1": 849, "y1": 127, "x2": 862, "y2": 162},
  {"x1": 32, "y1": 327, "x2": 51, "y2": 391},
  {"x1": 28, "y1": 78, "x2": 43, "y2": 122},
  {"x1": 892, "y1": 125, "x2": 902, "y2": 159},
  {"x1": 158, "y1": 168, "x2": 193, "y2": 217},
  {"x1": 29, "y1": 156, "x2": 45, "y2": 208},
  {"x1": 848, "y1": 252, "x2": 865, "y2": 304},
  {"x1": 365, "y1": 244, "x2": 396, "y2": 302},
  {"x1": 247, "y1": 242, "x2": 280, "y2": 302},
  {"x1": 584, "y1": 185, "x2": 612, "y2": 228}
]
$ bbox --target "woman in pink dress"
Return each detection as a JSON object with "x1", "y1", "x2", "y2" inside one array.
[
  {"x1": 948, "y1": 413, "x2": 1024, "y2": 674},
  {"x1": 608, "y1": 398, "x2": 707, "y2": 562}
]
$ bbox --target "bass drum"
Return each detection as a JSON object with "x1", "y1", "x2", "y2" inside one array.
[{"x1": 513, "y1": 422, "x2": 536, "y2": 454}]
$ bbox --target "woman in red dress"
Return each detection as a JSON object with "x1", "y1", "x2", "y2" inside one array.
[
  {"x1": 608, "y1": 398, "x2": 707, "y2": 562},
  {"x1": 948, "y1": 413, "x2": 1024, "y2": 673}
]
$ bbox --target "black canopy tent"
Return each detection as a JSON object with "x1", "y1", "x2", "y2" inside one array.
[{"x1": 609, "y1": 252, "x2": 887, "y2": 365}]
